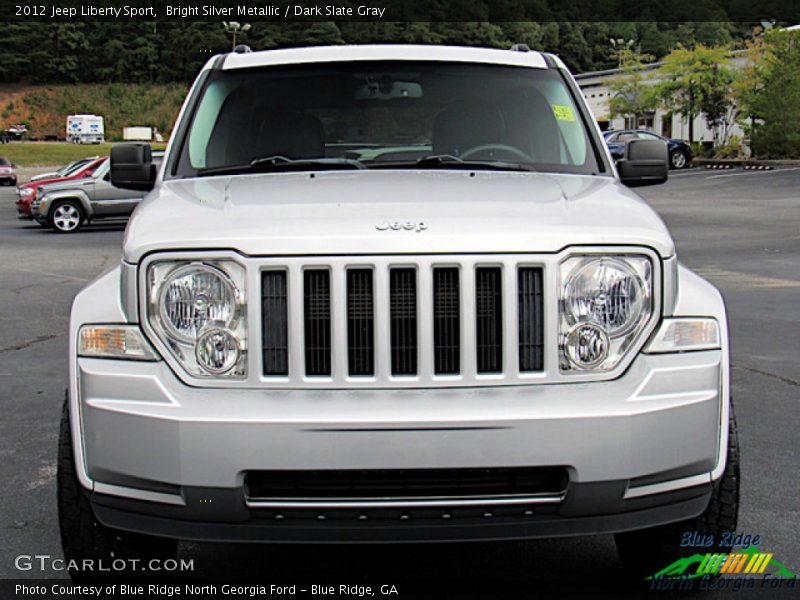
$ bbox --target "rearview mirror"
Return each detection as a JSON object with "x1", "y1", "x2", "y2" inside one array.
[
  {"x1": 354, "y1": 80, "x2": 422, "y2": 100},
  {"x1": 616, "y1": 139, "x2": 668, "y2": 187},
  {"x1": 111, "y1": 143, "x2": 156, "y2": 191}
]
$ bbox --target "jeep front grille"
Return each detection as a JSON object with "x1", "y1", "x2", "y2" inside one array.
[{"x1": 260, "y1": 257, "x2": 545, "y2": 385}]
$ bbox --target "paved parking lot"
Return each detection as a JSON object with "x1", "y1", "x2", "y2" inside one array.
[{"x1": 0, "y1": 167, "x2": 798, "y2": 590}]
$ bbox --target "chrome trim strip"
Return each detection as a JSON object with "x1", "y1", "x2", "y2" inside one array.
[
  {"x1": 94, "y1": 482, "x2": 186, "y2": 506},
  {"x1": 623, "y1": 473, "x2": 711, "y2": 500},
  {"x1": 246, "y1": 494, "x2": 565, "y2": 509}
]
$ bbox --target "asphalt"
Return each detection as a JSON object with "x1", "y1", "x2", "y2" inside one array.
[{"x1": 0, "y1": 167, "x2": 798, "y2": 595}]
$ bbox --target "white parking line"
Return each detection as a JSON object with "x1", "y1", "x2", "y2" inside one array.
[
  {"x1": 706, "y1": 167, "x2": 800, "y2": 179},
  {"x1": 693, "y1": 266, "x2": 800, "y2": 289},
  {"x1": 667, "y1": 169, "x2": 709, "y2": 178}
]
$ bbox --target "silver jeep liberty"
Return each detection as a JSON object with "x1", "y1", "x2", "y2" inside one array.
[{"x1": 59, "y1": 45, "x2": 738, "y2": 576}]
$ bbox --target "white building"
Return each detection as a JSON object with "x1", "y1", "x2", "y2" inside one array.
[{"x1": 575, "y1": 52, "x2": 749, "y2": 145}]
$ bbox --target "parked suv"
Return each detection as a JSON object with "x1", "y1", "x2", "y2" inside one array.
[
  {"x1": 60, "y1": 45, "x2": 737, "y2": 578},
  {"x1": 16, "y1": 157, "x2": 104, "y2": 220},
  {"x1": 32, "y1": 154, "x2": 161, "y2": 232}
]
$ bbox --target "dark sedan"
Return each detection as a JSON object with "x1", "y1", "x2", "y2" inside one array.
[{"x1": 604, "y1": 130, "x2": 693, "y2": 169}]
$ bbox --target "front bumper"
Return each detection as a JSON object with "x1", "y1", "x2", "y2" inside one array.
[{"x1": 76, "y1": 348, "x2": 723, "y2": 542}]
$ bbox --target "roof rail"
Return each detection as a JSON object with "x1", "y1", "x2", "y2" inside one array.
[{"x1": 510, "y1": 43, "x2": 531, "y2": 52}]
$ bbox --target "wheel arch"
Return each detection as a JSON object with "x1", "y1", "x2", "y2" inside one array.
[{"x1": 43, "y1": 190, "x2": 93, "y2": 219}]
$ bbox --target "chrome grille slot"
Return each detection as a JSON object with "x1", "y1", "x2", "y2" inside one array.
[
  {"x1": 433, "y1": 267, "x2": 460, "y2": 375},
  {"x1": 303, "y1": 269, "x2": 331, "y2": 376},
  {"x1": 261, "y1": 271, "x2": 289, "y2": 376},
  {"x1": 346, "y1": 269, "x2": 375, "y2": 376},
  {"x1": 518, "y1": 267, "x2": 544, "y2": 372},
  {"x1": 475, "y1": 267, "x2": 503, "y2": 373},
  {"x1": 389, "y1": 268, "x2": 418, "y2": 376}
]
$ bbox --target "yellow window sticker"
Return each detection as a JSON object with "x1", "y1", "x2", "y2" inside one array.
[{"x1": 552, "y1": 104, "x2": 576, "y2": 122}]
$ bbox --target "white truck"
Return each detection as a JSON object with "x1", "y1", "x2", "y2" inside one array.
[
  {"x1": 123, "y1": 126, "x2": 153, "y2": 141},
  {"x1": 66, "y1": 114, "x2": 104, "y2": 144}
]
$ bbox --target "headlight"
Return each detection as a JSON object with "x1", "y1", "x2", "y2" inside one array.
[
  {"x1": 147, "y1": 260, "x2": 247, "y2": 378},
  {"x1": 20, "y1": 187, "x2": 34, "y2": 197},
  {"x1": 158, "y1": 264, "x2": 238, "y2": 343},
  {"x1": 560, "y1": 255, "x2": 653, "y2": 372}
]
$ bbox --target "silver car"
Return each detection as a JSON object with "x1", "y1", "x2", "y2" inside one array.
[
  {"x1": 60, "y1": 45, "x2": 737, "y2": 578},
  {"x1": 33, "y1": 154, "x2": 162, "y2": 233}
]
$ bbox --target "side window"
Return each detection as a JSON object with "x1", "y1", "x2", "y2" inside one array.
[
  {"x1": 636, "y1": 132, "x2": 660, "y2": 141},
  {"x1": 188, "y1": 79, "x2": 238, "y2": 169}
]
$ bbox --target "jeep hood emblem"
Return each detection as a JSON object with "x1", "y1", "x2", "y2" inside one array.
[{"x1": 376, "y1": 220, "x2": 428, "y2": 233}]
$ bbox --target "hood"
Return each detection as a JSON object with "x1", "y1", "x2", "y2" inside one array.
[
  {"x1": 37, "y1": 176, "x2": 95, "y2": 192},
  {"x1": 123, "y1": 170, "x2": 675, "y2": 262}
]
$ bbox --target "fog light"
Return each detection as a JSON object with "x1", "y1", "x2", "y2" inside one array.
[
  {"x1": 195, "y1": 328, "x2": 240, "y2": 374},
  {"x1": 564, "y1": 323, "x2": 609, "y2": 369}
]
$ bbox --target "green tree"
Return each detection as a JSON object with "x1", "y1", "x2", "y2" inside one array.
[
  {"x1": 750, "y1": 30, "x2": 800, "y2": 158},
  {"x1": 655, "y1": 43, "x2": 734, "y2": 143},
  {"x1": 732, "y1": 29, "x2": 770, "y2": 140},
  {"x1": 607, "y1": 48, "x2": 658, "y2": 127}
]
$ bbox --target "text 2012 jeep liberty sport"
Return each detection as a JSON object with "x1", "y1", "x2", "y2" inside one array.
[{"x1": 59, "y1": 45, "x2": 738, "y2": 576}]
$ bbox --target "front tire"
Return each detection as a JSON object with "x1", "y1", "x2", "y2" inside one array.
[
  {"x1": 615, "y1": 401, "x2": 740, "y2": 577},
  {"x1": 58, "y1": 394, "x2": 178, "y2": 581},
  {"x1": 50, "y1": 200, "x2": 84, "y2": 233},
  {"x1": 670, "y1": 149, "x2": 689, "y2": 169}
]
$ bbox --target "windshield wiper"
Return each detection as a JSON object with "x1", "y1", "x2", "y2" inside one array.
[
  {"x1": 384, "y1": 154, "x2": 536, "y2": 172},
  {"x1": 198, "y1": 156, "x2": 366, "y2": 177}
]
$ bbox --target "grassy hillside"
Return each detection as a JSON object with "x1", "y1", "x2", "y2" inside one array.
[
  {"x1": 1, "y1": 143, "x2": 167, "y2": 167},
  {"x1": 0, "y1": 83, "x2": 188, "y2": 141}
]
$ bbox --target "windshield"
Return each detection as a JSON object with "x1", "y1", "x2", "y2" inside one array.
[
  {"x1": 0, "y1": 158, "x2": 10, "y2": 166},
  {"x1": 63, "y1": 159, "x2": 92, "y2": 176},
  {"x1": 173, "y1": 61, "x2": 602, "y2": 177},
  {"x1": 58, "y1": 160, "x2": 80, "y2": 175}
]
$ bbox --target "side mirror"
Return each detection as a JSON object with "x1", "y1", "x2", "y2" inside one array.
[
  {"x1": 617, "y1": 139, "x2": 668, "y2": 187},
  {"x1": 110, "y1": 143, "x2": 156, "y2": 191}
]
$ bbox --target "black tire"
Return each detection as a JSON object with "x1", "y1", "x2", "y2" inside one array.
[
  {"x1": 670, "y1": 149, "x2": 690, "y2": 169},
  {"x1": 615, "y1": 401, "x2": 740, "y2": 578},
  {"x1": 49, "y1": 200, "x2": 84, "y2": 233},
  {"x1": 58, "y1": 393, "x2": 178, "y2": 582}
]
